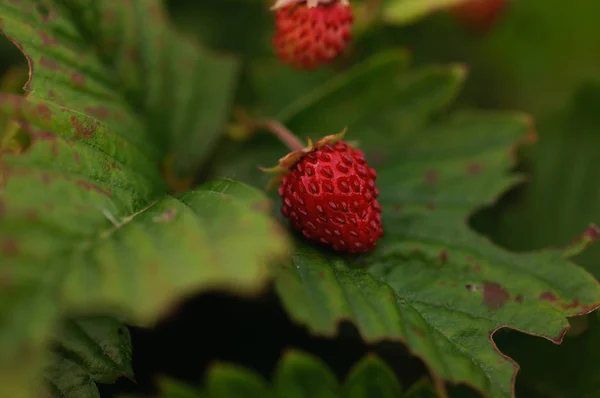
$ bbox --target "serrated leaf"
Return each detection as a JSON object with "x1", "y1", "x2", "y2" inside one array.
[
  {"x1": 0, "y1": 66, "x2": 27, "y2": 144},
  {"x1": 153, "y1": 351, "x2": 422, "y2": 398},
  {"x1": 0, "y1": 0, "x2": 238, "y2": 177},
  {"x1": 272, "y1": 351, "x2": 338, "y2": 398},
  {"x1": 0, "y1": 2, "x2": 287, "y2": 397},
  {"x1": 473, "y1": 83, "x2": 600, "y2": 398},
  {"x1": 484, "y1": 82, "x2": 600, "y2": 280},
  {"x1": 203, "y1": 364, "x2": 270, "y2": 398},
  {"x1": 381, "y1": 0, "x2": 467, "y2": 25},
  {"x1": 214, "y1": 52, "x2": 600, "y2": 398},
  {"x1": 45, "y1": 316, "x2": 132, "y2": 397},
  {"x1": 45, "y1": 355, "x2": 101, "y2": 398},
  {"x1": 215, "y1": 51, "x2": 464, "y2": 188},
  {"x1": 271, "y1": 51, "x2": 463, "y2": 150},
  {"x1": 499, "y1": 312, "x2": 600, "y2": 398},
  {"x1": 342, "y1": 355, "x2": 402, "y2": 398},
  {"x1": 274, "y1": 116, "x2": 600, "y2": 398}
]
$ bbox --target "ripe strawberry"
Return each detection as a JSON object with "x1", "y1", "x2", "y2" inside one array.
[
  {"x1": 451, "y1": 0, "x2": 507, "y2": 31},
  {"x1": 271, "y1": 0, "x2": 354, "y2": 70},
  {"x1": 263, "y1": 130, "x2": 383, "y2": 253}
]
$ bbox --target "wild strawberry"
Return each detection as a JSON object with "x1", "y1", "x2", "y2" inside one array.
[
  {"x1": 451, "y1": 0, "x2": 507, "y2": 31},
  {"x1": 262, "y1": 129, "x2": 383, "y2": 253},
  {"x1": 271, "y1": 0, "x2": 354, "y2": 70}
]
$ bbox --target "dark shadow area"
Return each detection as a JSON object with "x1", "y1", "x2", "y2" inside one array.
[{"x1": 100, "y1": 288, "x2": 429, "y2": 397}]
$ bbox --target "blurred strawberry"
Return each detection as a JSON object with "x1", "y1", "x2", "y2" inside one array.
[
  {"x1": 451, "y1": 0, "x2": 507, "y2": 32},
  {"x1": 271, "y1": 0, "x2": 353, "y2": 70}
]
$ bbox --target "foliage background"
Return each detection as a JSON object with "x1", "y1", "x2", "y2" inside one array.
[{"x1": 1, "y1": 0, "x2": 600, "y2": 397}]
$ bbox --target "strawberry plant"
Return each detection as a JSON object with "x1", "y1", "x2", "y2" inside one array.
[{"x1": 1, "y1": 1, "x2": 599, "y2": 398}]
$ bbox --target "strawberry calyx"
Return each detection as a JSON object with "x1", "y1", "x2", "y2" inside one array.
[
  {"x1": 271, "y1": 0, "x2": 349, "y2": 10},
  {"x1": 259, "y1": 128, "x2": 348, "y2": 190}
]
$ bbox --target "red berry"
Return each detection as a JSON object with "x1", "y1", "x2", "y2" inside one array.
[
  {"x1": 272, "y1": 0, "x2": 354, "y2": 70},
  {"x1": 451, "y1": 0, "x2": 507, "y2": 31},
  {"x1": 278, "y1": 140, "x2": 383, "y2": 253}
]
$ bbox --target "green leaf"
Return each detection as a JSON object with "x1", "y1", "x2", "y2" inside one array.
[
  {"x1": 499, "y1": 312, "x2": 600, "y2": 398},
  {"x1": 482, "y1": 81, "x2": 600, "y2": 280},
  {"x1": 342, "y1": 355, "x2": 402, "y2": 398},
  {"x1": 274, "y1": 117, "x2": 600, "y2": 398},
  {"x1": 400, "y1": 0, "x2": 600, "y2": 116},
  {"x1": 0, "y1": 0, "x2": 238, "y2": 177},
  {"x1": 46, "y1": 316, "x2": 133, "y2": 397},
  {"x1": 0, "y1": 65, "x2": 27, "y2": 143},
  {"x1": 214, "y1": 52, "x2": 600, "y2": 398},
  {"x1": 472, "y1": 83, "x2": 600, "y2": 398},
  {"x1": 154, "y1": 351, "x2": 423, "y2": 398},
  {"x1": 203, "y1": 364, "x2": 270, "y2": 398},
  {"x1": 215, "y1": 51, "x2": 464, "y2": 188},
  {"x1": 0, "y1": 2, "x2": 287, "y2": 397},
  {"x1": 168, "y1": 0, "x2": 272, "y2": 60},
  {"x1": 272, "y1": 351, "x2": 338, "y2": 398},
  {"x1": 380, "y1": 0, "x2": 466, "y2": 25}
]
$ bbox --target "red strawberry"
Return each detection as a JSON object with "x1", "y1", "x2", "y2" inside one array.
[
  {"x1": 263, "y1": 130, "x2": 383, "y2": 253},
  {"x1": 272, "y1": 0, "x2": 354, "y2": 70},
  {"x1": 451, "y1": 0, "x2": 507, "y2": 31}
]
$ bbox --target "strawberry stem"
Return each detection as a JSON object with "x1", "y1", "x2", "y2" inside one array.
[
  {"x1": 232, "y1": 108, "x2": 305, "y2": 151},
  {"x1": 252, "y1": 119, "x2": 306, "y2": 152}
]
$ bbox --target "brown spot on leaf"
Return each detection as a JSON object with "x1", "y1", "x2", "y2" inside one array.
[
  {"x1": 471, "y1": 264, "x2": 482, "y2": 272},
  {"x1": 26, "y1": 210, "x2": 38, "y2": 221},
  {"x1": 251, "y1": 199, "x2": 272, "y2": 213},
  {"x1": 105, "y1": 161, "x2": 122, "y2": 172},
  {"x1": 467, "y1": 162, "x2": 484, "y2": 174},
  {"x1": 318, "y1": 272, "x2": 325, "y2": 279},
  {"x1": 84, "y1": 106, "x2": 110, "y2": 119},
  {"x1": 71, "y1": 72, "x2": 85, "y2": 87},
  {"x1": 539, "y1": 291, "x2": 558, "y2": 302},
  {"x1": 70, "y1": 115, "x2": 98, "y2": 138},
  {"x1": 0, "y1": 200, "x2": 4, "y2": 218},
  {"x1": 36, "y1": 104, "x2": 51, "y2": 121},
  {"x1": 48, "y1": 90, "x2": 56, "y2": 99},
  {"x1": 561, "y1": 299, "x2": 580, "y2": 310},
  {"x1": 440, "y1": 250, "x2": 448, "y2": 263},
  {"x1": 426, "y1": 202, "x2": 436, "y2": 210},
  {"x1": 1, "y1": 239, "x2": 18, "y2": 256},
  {"x1": 37, "y1": 30, "x2": 58, "y2": 47},
  {"x1": 40, "y1": 172, "x2": 51, "y2": 185},
  {"x1": 76, "y1": 180, "x2": 111, "y2": 197},
  {"x1": 34, "y1": 2, "x2": 55, "y2": 23},
  {"x1": 412, "y1": 327, "x2": 425, "y2": 337},
  {"x1": 515, "y1": 295, "x2": 523, "y2": 303},
  {"x1": 73, "y1": 151, "x2": 80, "y2": 165},
  {"x1": 424, "y1": 170, "x2": 438, "y2": 185},
  {"x1": 39, "y1": 56, "x2": 60, "y2": 70},
  {"x1": 152, "y1": 209, "x2": 177, "y2": 223},
  {"x1": 393, "y1": 205, "x2": 402, "y2": 213},
  {"x1": 126, "y1": 47, "x2": 138, "y2": 61},
  {"x1": 482, "y1": 282, "x2": 509, "y2": 310},
  {"x1": 104, "y1": 10, "x2": 117, "y2": 23}
]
